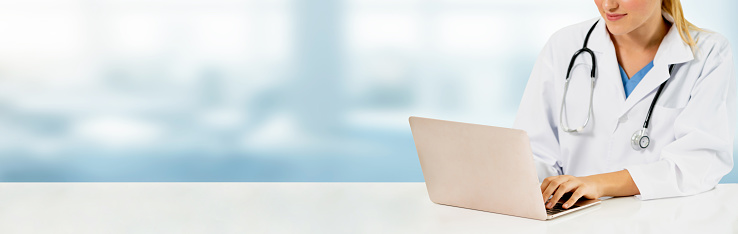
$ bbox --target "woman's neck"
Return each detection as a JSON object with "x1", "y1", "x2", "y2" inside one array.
[{"x1": 611, "y1": 14, "x2": 671, "y2": 53}]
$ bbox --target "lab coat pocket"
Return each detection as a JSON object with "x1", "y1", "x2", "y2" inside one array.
[{"x1": 647, "y1": 105, "x2": 685, "y2": 155}]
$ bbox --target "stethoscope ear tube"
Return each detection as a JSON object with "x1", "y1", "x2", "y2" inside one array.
[
  {"x1": 565, "y1": 48, "x2": 597, "y2": 80},
  {"x1": 560, "y1": 21, "x2": 600, "y2": 133},
  {"x1": 559, "y1": 77, "x2": 596, "y2": 133}
]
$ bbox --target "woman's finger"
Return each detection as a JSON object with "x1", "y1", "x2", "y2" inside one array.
[
  {"x1": 546, "y1": 181, "x2": 576, "y2": 209},
  {"x1": 541, "y1": 177, "x2": 566, "y2": 203},
  {"x1": 540, "y1": 176, "x2": 555, "y2": 201},
  {"x1": 540, "y1": 179, "x2": 548, "y2": 193},
  {"x1": 563, "y1": 189, "x2": 585, "y2": 209}
]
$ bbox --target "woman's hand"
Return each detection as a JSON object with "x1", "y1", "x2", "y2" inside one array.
[{"x1": 540, "y1": 175, "x2": 602, "y2": 209}]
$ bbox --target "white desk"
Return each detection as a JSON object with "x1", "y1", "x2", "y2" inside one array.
[{"x1": 0, "y1": 183, "x2": 735, "y2": 233}]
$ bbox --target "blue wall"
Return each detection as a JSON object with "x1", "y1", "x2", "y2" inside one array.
[{"x1": 0, "y1": 0, "x2": 735, "y2": 183}]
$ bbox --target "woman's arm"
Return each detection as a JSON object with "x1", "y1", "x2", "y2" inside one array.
[{"x1": 540, "y1": 170, "x2": 639, "y2": 209}]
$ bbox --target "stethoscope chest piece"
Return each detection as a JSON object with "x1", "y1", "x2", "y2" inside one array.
[{"x1": 631, "y1": 128, "x2": 650, "y2": 150}]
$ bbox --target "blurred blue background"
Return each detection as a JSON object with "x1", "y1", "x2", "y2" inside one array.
[{"x1": 0, "y1": 0, "x2": 735, "y2": 182}]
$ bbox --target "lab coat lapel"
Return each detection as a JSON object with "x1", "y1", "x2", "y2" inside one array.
[{"x1": 617, "y1": 21, "x2": 694, "y2": 118}]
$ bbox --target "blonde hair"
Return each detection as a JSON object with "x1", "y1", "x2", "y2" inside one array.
[{"x1": 662, "y1": 0, "x2": 701, "y2": 51}]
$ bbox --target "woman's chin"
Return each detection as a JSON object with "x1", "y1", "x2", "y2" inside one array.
[{"x1": 605, "y1": 24, "x2": 630, "y2": 36}]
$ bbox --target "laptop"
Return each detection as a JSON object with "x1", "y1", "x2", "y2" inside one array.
[{"x1": 408, "y1": 116, "x2": 601, "y2": 220}]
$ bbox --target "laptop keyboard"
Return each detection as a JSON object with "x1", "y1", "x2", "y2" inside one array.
[{"x1": 546, "y1": 203, "x2": 580, "y2": 215}]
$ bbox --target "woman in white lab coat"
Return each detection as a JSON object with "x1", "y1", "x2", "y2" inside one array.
[{"x1": 514, "y1": 0, "x2": 735, "y2": 209}]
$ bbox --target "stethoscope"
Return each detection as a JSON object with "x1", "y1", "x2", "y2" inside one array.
[{"x1": 559, "y1": 20, "x2": 675, "y2": 150}]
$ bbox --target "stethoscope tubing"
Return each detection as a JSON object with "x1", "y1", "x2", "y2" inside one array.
[{"x1": 560, "y1": 19, "x2": 676, "y2": 150}]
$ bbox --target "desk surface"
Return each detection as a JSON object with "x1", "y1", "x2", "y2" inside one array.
[{"x1": 0, "y1": 183, "x2": 735, "y2": 233}]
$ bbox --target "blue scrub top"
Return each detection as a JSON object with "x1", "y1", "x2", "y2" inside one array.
[{"x1": 620, "y1": 61, "x2": 654, "y2": 98}]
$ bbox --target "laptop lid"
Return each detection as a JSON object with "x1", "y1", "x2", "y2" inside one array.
[{"x1": 409, "y1": 116, "x2": 548, "y2": 220}]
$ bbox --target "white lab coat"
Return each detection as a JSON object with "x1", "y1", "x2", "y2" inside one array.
[{"x1": 514, "y1": 13, "x2": 736, "y2": 200}]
